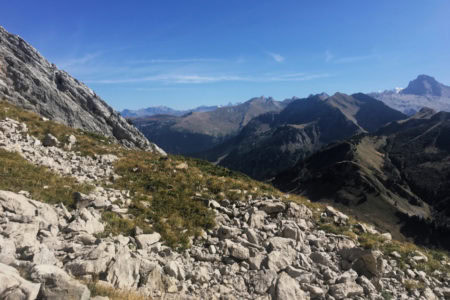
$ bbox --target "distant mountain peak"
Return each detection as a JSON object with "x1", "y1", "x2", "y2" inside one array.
[
  {"x1": 307, "y1": 92, "x2": 329, "y2": 100},
  {"x1": 401, "y1": 74, "x2": 447, "y2": 97}
]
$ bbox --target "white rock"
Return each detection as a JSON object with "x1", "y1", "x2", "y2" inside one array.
[
  {"x1": 329, "y1": 282, "x2": 364, "y2": 299},
  {"x1": 135, "y1": 233, "x2": 161, "y2": 250},
  {"x1": 0, "y1": 263, "x2": 40, "y2": 300},
  {"x1": 164, "y1": 261, "x2": 185, "y2": 280},
  {"x1": 273, "y1": 272, "x2": 308, "y2": 300},
  {"x1": 30, "y1": 264, "x2": 90, "y2": 300}
]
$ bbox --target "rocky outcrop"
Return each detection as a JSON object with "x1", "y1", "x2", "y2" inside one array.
[{"x1": 0, "y1": 26, "x2": 164, "y2": 154}]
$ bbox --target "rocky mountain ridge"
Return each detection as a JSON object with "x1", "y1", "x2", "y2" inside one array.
[
  {"x1": 1, "y1": 99, "x2": 449, "y2": 299},
  {"x1": 121, "y1": 105, "x2": 220, "y2": 118},
  {"x1": 274, "y1": 108, "x2": 450, "y2": 250},
  {"x1": 133, "y1": 96, "x2": 290, "y2": 155},
  {"x1": 0, "y1": 25, "x2": 163, "y2": 154},
  {"x1": 371, "y1": 75, "x2": 450, "y2": 115},
  {"x1": 198, "y1": 93, "x2": 406, "y2": 180}
]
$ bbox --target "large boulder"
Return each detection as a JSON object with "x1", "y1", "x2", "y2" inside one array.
[
  {"x1": 66, "y1": 208, "x2": 104, "y2": 235},
  {"x1": 272, "y1": 272, "x2": 308, "y2": 300},
  {"x1": 135, "y1": 233, "x2": 161, "y2": 250},
  {"x1": 30, "y1": 264, "x2": 90, "y2": 300},
  {"x1": 65, "y1": 242, "x2": 116, "y2": 277},
  {"x1": 0, "y1": 190, "x2": 59, "y2": 228},
  {"x1": 329, "y1": 282, "x2": 364, "y2": 299},
  {"x1": 0, "y1": 263, "x2": 40, "y2": 300}
]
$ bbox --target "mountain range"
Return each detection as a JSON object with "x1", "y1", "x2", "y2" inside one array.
[
  {"x1": 132, "y1": 96, "x2": 293, "y2": 154},
  {"x1": 121, "y1": 104, "x2": 219, "y2": 118},
  {"x1": 274, "y1": 107, "x2": 450, "y2": 248},
  {"x1": 196, "y1": 93, "x2": 406, "y2": 179}
]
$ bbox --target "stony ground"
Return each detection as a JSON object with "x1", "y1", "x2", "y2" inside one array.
[{"x1": 0, "y1": 117, "x2": 449, "y2": 300}]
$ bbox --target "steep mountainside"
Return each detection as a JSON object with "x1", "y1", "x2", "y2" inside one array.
[
  {"x1": 133, "y1": 96, "x2": 291, "y2": 154},
  {"x1": 371, "y1": 75, "x2": 450, "y2": 115},
  {"x1": 274, "y1": 108, "x2": 450, "y2": 249},
  {"x1": 121, "y1": 104, "x2": 219, "y2": 118},
  {"x1": 199, "y1": 93, "x2": 406, "y2": 180},
  {"x1": 0, "y1": 26, "x2": 162, "y2": 153}
]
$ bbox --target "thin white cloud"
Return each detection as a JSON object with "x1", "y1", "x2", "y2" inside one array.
[
  {"x1": 267, "y1": 52, "x2": 285, "y2": 63},
  {"x1": 90, "y1": 74, "x2": 244, "y2": 84},
  {"x1": 89, "y1": 72, "x2": 330, "y2": 84},
  {"x1": 325, "y1": 50, "x2": 378, "y2": 64},
  {"x1": 325, "y1": 50, "x2": 334, "y2": 63},
  {"x1": 334, "y1": 54, "x2": 379, "y2": 64},
  {"x1": 57, "y1": 52, "x2": 102, "y2": 69},
  {"x1": 129, "y1": 58, "x2": 221, "y2": 64}
]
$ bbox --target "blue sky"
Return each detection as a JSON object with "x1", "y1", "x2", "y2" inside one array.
[{"x1": 1, "y1": 1, "x2": 449, "y2": 110}]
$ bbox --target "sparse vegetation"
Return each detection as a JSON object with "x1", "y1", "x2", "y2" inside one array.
[
  {"x1": 404, "y1": 279, "x2": 425, "y2": 292},
  {"x1": 0, "y1": 100, "x2": 122, "y2": 156},
  {"x1": 87, "y1": 280, "x2": 149, "y2": 300},
  {"x1": 0, "y1": 149, "x2": 92, "y2": 207},
  {"x1": 108, "y1": 150, "x2": 282, "y2": 249}
]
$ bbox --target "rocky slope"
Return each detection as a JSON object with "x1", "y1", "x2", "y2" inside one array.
[
  {"x1": 199, "y1": 93, "x2": 406, "y2": 180},
  {"x1": 274, "y1": 108, "x2": 450, "y2": 250},
  {"x1": 371, "y1": 75, "x2": 450, "y2": 115},
  {"x1": 132, "y1": 96, "x2": 291, "y2": 155},
  {"x1": 1, "y1": 101, "x2": 449, "y2": 299},
  {"x1": 0, "y1": 26, "x2": 163, "y2": 153}
]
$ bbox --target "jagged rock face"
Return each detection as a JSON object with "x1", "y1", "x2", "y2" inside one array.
[
  {"x1": 0, "y1": 26, "x2": 164, "y2": 154},
  {"x1": 275, "y1": 110, "x2": 450, "y2": 249},
  {"x1": 401, "y1": 75, "x2": 450, "y2": 97},
  {"x1": 198, "y1": 93, "x2": 406, "y2": 180},
  {"x1": 371, "y1": 75, "x2": 450, "y2": 115}
]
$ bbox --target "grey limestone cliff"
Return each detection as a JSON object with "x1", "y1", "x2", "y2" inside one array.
[{"x1": 0, "y1": 26, "x2": 164, "y2": 154}]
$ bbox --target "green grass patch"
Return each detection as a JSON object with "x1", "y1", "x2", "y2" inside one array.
[{"x1": 0, "y1": 149, "x2": 92, "y2": 207}]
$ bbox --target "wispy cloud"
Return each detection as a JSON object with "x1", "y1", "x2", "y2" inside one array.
[
  {"x1": 267, "y1": 52, "x2": 285, "y2": 63},
  {"x1": 325, "y1": 50, "x2": 334, "y2": 63},
  {"x1": 325, "y1": 50, "x2": 379, "y2": 64},
  {"x1": 56, "y1": 52, "x2": 102, "y2": 69},
  {"x1": 334, "y1": 54, "x2": 379, "y2": 64},
  {"x1": 129, "y1": 58, "x2": 221, "y2": 64},
  {"x1": 89, "y1": 72, "x2": 330, "y2": 85}
]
